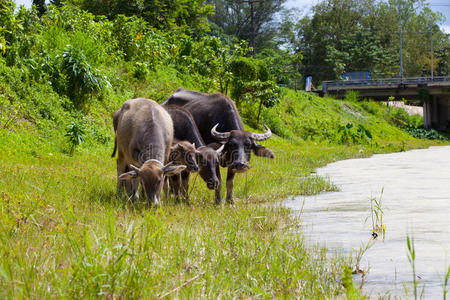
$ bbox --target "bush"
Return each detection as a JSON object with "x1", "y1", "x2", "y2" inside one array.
[
  {"x1": 336, "y1": 123, "x2": 372, "y2": 145},
  {"x1": 404, "y1": 127, "x2": 448, "y2": 140},
  {"x1": 61, "y1": 45, "x2": 109, "y2": 107},
  {"x1": 65, "y1": 120, "x2": 86, "y2": 155}
]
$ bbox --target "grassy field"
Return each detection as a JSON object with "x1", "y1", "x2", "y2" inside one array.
[
  {"x1": 1, "y1": 5, "x2": 447, "y2": 297},
  {"x1": 1, "y1": 59, "x2": 446, "y2": 297},
  {"x1": 0, "y1": 111, "x2": 442, "y2": 298}
]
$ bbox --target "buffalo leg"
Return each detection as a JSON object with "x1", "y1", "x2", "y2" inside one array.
[
  {"x1": 181, "y1": 171, "x2": 190, "y2": 204},
  {"x1": 117, "y1": 154, "x2": 134, "y2": 198},
  {"x1": 225, "y1": 167, "x2": 235, "y2": 205},
  {"x1": 215, "y1": 165, "x2": 222, "y2": 205},
  {"x1": 169, "y1": 175, "x2": 182, "y2": 202}
]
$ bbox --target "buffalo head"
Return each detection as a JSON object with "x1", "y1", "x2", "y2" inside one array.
[
  {"x1": 196, "y1": 144, "x2": 224, "y2": 190},
  {"x1": 119, "y1": 159, "x2": 185, "y2": 205},
  {"x1": 211, "y1": 124, "x2": 274, "y2": 172},
  {"x1": 170, "y1": 141, "x2": 199, "y2": 173}
]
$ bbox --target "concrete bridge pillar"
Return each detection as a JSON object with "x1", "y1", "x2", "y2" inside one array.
[
  {"x1": 423, "y1": 96, "x2": 450, "y2": 131},
  {"x1": 423, "y1": 100, "x2": 432, "y2": 129}
]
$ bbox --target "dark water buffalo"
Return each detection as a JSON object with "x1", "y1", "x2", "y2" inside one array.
[
  {"x1": 163, "y1": 89, "x2": 274, "y2": 204},
  {"x1": 164, "y1": 104, "x2": 224, "y2": 203},
  {"x1": 112, "y1": 98, "x2": 186, "y2": 206}
]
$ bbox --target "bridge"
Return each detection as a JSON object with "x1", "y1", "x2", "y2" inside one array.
[{"x1": 321, "y1": 77, "x2": 450, "y2": 131}]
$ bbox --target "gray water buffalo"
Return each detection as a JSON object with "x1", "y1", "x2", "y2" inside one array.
[
  {"x1": 164, "y1": 104, "x2": 224, "y2": 203},
  {"x1": 163, "y1": 89, "x2": 274, "y2": 204},
  {"x1": 112, "y1": 98, "x2": 185, "y2": 206}
]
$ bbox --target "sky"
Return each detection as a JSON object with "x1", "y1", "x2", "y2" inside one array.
[{"x1": 12, "y1": 0, "x2": 450, "y2": 33}]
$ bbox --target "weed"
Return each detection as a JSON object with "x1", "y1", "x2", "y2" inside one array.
[
  {"x1": 369, "y1": 188, "x2": 386, "y2": 240},
  {"x1": 406, "y1": 233, "x2": 420, "y2": 300},
  {"x1": 65, "y1": 121, "x2": 86, "y2": 155},
  {"x1": 351, "y1": 239, "x2": 374, "y2": 281},
  {"x1": 342, "y1": 266, "x2": 363, "y2": 299},
  {"x1": 442, "y1": 265, "x2": 450, "y2": 300}
]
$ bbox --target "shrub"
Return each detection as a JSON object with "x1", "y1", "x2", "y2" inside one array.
[
  {"x1": 65, "y1": 120, "x2": 86, "y2": 155},
  {"x1": 404, "y1": 127, "x2": 447, "y2": 141},
  {"x1": 336, "y1": 123, "x2": 373, "y2": 145},
  {"x1": 61, "y1": 45, "x2": 109, "y2": 107}
]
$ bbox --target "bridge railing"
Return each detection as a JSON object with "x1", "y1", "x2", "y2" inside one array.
[{"x1": 322, "y1": 76, "x2": 450, "y2": 93}]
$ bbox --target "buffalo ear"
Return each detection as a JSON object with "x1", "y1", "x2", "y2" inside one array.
[
  {"x1": 119, "y1": 171, "x2": 138, "y2": 180},
  {"x1": 253, "y1": 143, "x2": 274, "y2": 158},
  {"x1": 171, "y1": 143, "x2": 181, "y2": 152},
  {"x1": 163, "y1": 165, "x2": 186, "y2": 176}
]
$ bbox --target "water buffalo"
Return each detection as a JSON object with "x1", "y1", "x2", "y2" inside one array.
[
  {"x1": 164, "y1": 104, "x2": 224, "y2": 203},
  {"x1": 167, "y1": 140, "x2": 198, "y2": 202},
  {"x1": 112, "y1": 98, "x2": 186, "y2": 206},
  {"x1": 163, "y1": 89, "x2": 274, "y2": 204}
]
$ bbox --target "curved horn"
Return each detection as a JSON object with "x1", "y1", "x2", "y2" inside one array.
[
  {"x1": 216, "y1": 144, "x2": 225, "y2": 154},
  {"x1": 163, "y1": 161, "x2": 173, "y2": 168},
  {"x1": 129, "y1": 164, "x2": 141, "y2": 174},
  {"x1": 146, "y1": 159, "x2": 164, "y2": 168},
  {"x1": 251, "y1": 125, "x2": 272, "y2": 141},
  {"x1": 211, "y1": 123, "x2": 231, "y2": 141}
]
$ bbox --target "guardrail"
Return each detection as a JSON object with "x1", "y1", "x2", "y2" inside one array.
[{"x1": 322, "y1": 76, "x2": 450, "y2": 93}]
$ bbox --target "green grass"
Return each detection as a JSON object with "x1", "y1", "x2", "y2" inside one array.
[
  {"x1": 0, "y1": 51, "x2": 445, "y2": 298},
  {"x1": 0, "y1": 119, "x2": 441, "y2": 298},
  {"x1": 0, "y1": 132, "x2": 347, "y2": 298}
]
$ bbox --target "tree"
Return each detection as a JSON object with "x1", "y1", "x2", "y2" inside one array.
[
  {"x1": 435, "y1": 34, "x2": 450, "y2": 76},
  {"x1": 49, "y1": 0, "x2": 64, "y2": 6},
  {"x1": 32, "y1": 0, "x2": 47, "y2": 17},
  {"x1": 326, "y1": 29, "x2": 396, "y2": 78},
  {"x1": 207, "y1": 0, "x2": 286, "y2": 53},
  {"x1": 68, "y1": 0, "x2": 214, "y2": 34},
  {"x1": 288, "y1": 0, "x2": 449, "y2": 82}
]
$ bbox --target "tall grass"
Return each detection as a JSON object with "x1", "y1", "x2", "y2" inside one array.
[
  {"x1": 0, "y1": 89, "x2": 443, "y2": 297},
  {"x1": 443, "y1": 265, "x2": 450, "y2": 300},
  {"x1": 370, "y1": 188, "x2": 386, "y2": 240},
  {"x1": 0, "y1": 130, "x2": 354, "y2": 298},
  {"x1": 406, "y1": 233, "x2": 424, "y2": 300}
]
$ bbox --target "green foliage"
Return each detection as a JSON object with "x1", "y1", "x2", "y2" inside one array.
[
  {"x1": 131, "y1": 61, "x2": 150, "y2": 80},
  {"x1": 404, "y1": 127, "x2": 448, "y2": 141},
  {"x1": 32, "y1": 0, "x2": 47, "y2": 17},
  {"x1": 208, "y1": 0, "x2": 286, "y2": 52},
  {"x1": 344, "y1": 91, "x2": 360, "y2": 102},
  {"x1": 257, "y1": 49, "x2": 303, "y2": 89},
  {"x1": 61, "y1": 45, "x2": 108, "y2": 106},
  {"x1": 70, "y1": 0, "x2": 214, "y2": 34},
  {"x1": 286, "y1": 0, "x2": 448, "y2": 81},
  {"x1": 337, "y1": 123, "x2": 373, "y2": 145},
  {"x1": 65, "y1": 120, "x2": 86, "y2": 155},
  {"x1": 230, "y1": 57, "x2": 258, "y2": 80},
  {"x1": 326, "y1": 28, "x2": 395, "y2": 77},
  {"x1": 229, "y1": 56, "x2": 280, "y2": 118},
  {"x1": 341, "y1": 266, "x2": 362, "y2": 299}
]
